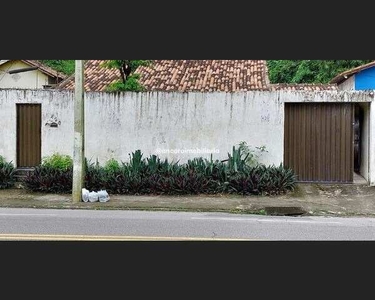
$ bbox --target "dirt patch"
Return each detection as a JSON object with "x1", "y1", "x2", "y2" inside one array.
[
  {"x1": 287, "y1": 185, "x2": 307, "y2": 198},
  {"x1": 0, "y1": 189, "x2": 47, "y2": 200}
]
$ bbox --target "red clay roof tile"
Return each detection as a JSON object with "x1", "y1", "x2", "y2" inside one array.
[
  {"x1": 57, "y1": 60, "x2": 339, "y2": 92},
  {"x1": 57, "y1": 60, "x2": 270, "y2": 92}
]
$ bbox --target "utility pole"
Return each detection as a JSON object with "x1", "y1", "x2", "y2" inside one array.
[{"x1": 72, "y1": 60, "x2": 85, "y2": 202}]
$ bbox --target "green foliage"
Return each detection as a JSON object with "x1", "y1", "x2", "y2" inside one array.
[
  {"x1": 0, "y1": 156, "x2": 15, "y2": 189},
  {"x1": 101, "y1": 60, "x2": 151, "y2": 71},
  {"x1": 267, "y1": 60, "x2": 373, "y2": 84},
  {"x1": 226, "y1": 164, "x2": 297, "y2": 195},
  {"x1": 39, "y1": 60, "x2": 75, "y2": 75},
  {"x1": 23, "y1": 166, "x2": 73, "y2": 193},
  {"x1": 24, "y1": 153, "x2": 74, "y2": 193},
  {"x1": 23, "y1": 148, "x2": 296, "y2": 196},
  {"x1": 104, "y1": 158, "x2": 121, "y2": 173},
  {"x1": 42, "y1": 153, "x2": 73, "y2": 172},
  {"x1": 106, "y1": 74, "x2": 146, "y2": 92},
  {"x1": 85, "y1": 159, "x2": 107, "y2": 192},
  {"x1": 102, "y1": 60, "x2": 151, "y2": 92}
]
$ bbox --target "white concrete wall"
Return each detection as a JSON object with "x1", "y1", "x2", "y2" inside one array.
[
  {"x1": 0, "y1": 61, "x2": 50, "y2": 89},
  {"x1": 1, "y1": 89, "x2": 374, "y2": 185},
  {"x1": 359, "y1": 103, "x2": 370, "y2": 181},
  {"x1": 0, "y1": 89, "x2": 74, "y2": 165},
  {"x1": 0, "y1": 90, "x2": 288, "y2": 166},
  {"x1": 370, "y1": 101, "x2": 375, "y2": 186},
  {"x1": 281, "y1": 89, "x2": 372, "y2": 103},
  {"x1": 83, "y1": 91, "x2": 284, "y2": 165},
  {"x1": 0, "y1": 90, "x2": 285, "y2": 166},
  {"x1": 338, "y1": 75, "x2": 355, "y2": 91}
]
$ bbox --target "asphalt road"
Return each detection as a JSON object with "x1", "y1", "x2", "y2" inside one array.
[{"x1": 0, "y1": 207, "x2": 374, "y2": 240}]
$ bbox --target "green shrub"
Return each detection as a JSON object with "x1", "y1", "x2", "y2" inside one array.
[
  {"x1": 24, "y1": 153, "x2": 73, "y2": 193},
  {"x1": 42, "y1": 153, "x2": 73, "y2": 172},
  {"x1": 85, "y1": 159, "x2": 109, "y2": 192},
  {"x1": 0, "y1": 156, "x2": 15, "y2": 189},
  {"x1": 226, "y1": 164, "x2": 297, "y2": 195},
  {"x1": 106, "y1": 74, "x2": 146, "y2": 92},
  {"x1": 104, "y1": 158, "x2": 121, "y2": 173},
  {"x1": 23, "y1": 147, "x2": 297, "y2": 195},
  {"x1": 23, "y1": 165, "x2": 73, "y2": 193}
]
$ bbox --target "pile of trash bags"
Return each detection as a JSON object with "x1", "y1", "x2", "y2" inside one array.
[{"x1": 82, "y1": 188, "x2": 110, "y2": 203}]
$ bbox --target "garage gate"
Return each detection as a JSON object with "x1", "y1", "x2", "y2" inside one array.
[{"x1": 284, "y1": 103, "x2": 354, "y2": 183}]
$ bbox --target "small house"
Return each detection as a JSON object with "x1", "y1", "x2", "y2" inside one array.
[{"x1": 0, "y1": 60, "x2": 66, "y2": 89}]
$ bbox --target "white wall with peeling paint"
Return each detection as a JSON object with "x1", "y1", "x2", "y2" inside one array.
[
  {"x1": 0, "y1": 89, "x2": 74, "y2": 165},
  {"x1": 338, "y1": 76, "x2": 355, "y2": 91},
  {"x1": 1, "y1": 89, "x2": 374, "y2": 184},
  {"x1": 82, "y1": 91, "x2": 285, "y2": 165},
  {"x1": 359, "y1": 103, "x2": 370, "y2": 181}
]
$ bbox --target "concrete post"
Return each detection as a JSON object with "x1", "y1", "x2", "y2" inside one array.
[
  {"x1": 72, "y1": 60, "x2": 85, "y2": 202},
  {"x1": 369, "y1": 99, "x2": 375, "y2": 186}
]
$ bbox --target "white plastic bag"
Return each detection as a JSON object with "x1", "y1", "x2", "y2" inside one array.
[
  {"x1": 88, "y1": 191, "x2": 99, "y2": 202},
  {"x1": 98, "y1": 190, "x2": 110, "y2": 202},
  {"x1": 82, "y1": 188, "x2": 90, "y2": 202}
]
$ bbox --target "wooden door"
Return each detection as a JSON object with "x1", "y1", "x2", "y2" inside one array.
[
  {"x1": 284, "y1": 103, "x2": 353, "y2": 183},
  {"x1": 17, "y1": 104, "x2": 41, "y2": 167}
]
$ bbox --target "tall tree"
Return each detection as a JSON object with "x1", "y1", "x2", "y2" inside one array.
[
  {"x1": 39, "y1": 60, "x2": 75, "y2": 75},
  {"x1": 267, "y1": 60, "x2": 373, "y2": 84},
  {"x1": 101, "y1": 60, "x2": 151, "y2": 91}
]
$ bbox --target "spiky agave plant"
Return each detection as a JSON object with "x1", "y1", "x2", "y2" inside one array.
[{"x1": 0, "y1": 156, "x2": 15, "y2": 189}]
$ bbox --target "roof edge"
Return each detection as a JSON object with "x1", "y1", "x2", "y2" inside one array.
[
  {"x1": 21, "y1": 60, "x2": 67, "y2": 80},
  {"x1": 330, "y1": 61, "x2": 375, "y2": 84}
]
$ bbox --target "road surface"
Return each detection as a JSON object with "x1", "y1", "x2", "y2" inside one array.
[{"x1": 0, "y1": 208, "x2": 374, "y2": 240}]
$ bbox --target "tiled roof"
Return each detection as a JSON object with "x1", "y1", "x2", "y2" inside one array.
[
  {"x1": 23, "y1": 60, "x2": 67, "y2": 80},
  {"x1": 57, "y1": 60, "x2": 270, "y2": 92},
  {"x1": 330, "y1": 61, "x2": 375, "y2": 84},
  {"x1": 58, "y1": 60, "x2": 119, "y2": 91},
  {"x1": 270, "y1": 83, "x2": 338, "y2": 91}
]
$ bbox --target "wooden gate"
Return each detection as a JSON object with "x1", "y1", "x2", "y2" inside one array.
[
  {"x1": 17, "y1": 104, "x2": 41, "y2": 167},
  {"x1": 284, "y1": 103, "x2": 353, "y2": 183}
]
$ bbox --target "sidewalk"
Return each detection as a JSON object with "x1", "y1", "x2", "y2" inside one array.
[{"x1": 1, "y1": 183, "x2": 375, "y2": 217}]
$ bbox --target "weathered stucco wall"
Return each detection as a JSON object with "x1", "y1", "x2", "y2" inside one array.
[
  {"x1": 338, "y1": 76, "x2": 355, "y2": 91},
  {"x1": 281, "y1": 89, "x2": 372, "y2": 102},
  {"x1": 0, "y1": 90, "x2": 286, "y2": 166},
  {"x1": 0, "y1": 89, "x2": 74, "y2": 164},
  {"x1": 359, "y1": 103, "x2": 370, "y2": 181},
  {"x1": 370, "y1": 102, "x2": 375, "y2": 186},
  {"x1": 84, "y1": 91, "x2": 284, "y2": 165},
  {"x1": 1, "y1": 89, "x2": 374, "y2": 184}
]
